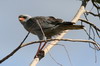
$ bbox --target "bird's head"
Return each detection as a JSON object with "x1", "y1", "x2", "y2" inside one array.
[{"x1": 18, "y1": 14, "x2": 32, "y2": 23}]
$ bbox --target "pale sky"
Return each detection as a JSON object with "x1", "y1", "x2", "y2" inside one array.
[{"x1": 0, "y1": 0, "x2": 100, "y2": 66}]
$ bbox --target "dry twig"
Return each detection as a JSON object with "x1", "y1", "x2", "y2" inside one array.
[{"x1": 79, "y1": 19, "x2": 100, "y2": 32}]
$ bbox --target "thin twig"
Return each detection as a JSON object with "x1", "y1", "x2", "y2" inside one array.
[
  {"x1": 47, "y1": 43, "x2": 73, "y2": 66},
  {"x1": 48, "y1": 49, "x2": 63, "y2": 66},
  {"x1": 0, "y1": 32, "x2": 30, "y2": 64},
  {"x1": 79, "y1": 19, "x2": 100, "y2": 32},
  {"x1": 80, "y1": 18, "x2": 100, "y2": 38},
  {"x1": 91, "y1": 0, "x2": 100, "y2": 9},
  {"x1": 87, "y1": 11, "x2": 100, "y2": 17},
  {"x1": 21, "y1": 38, "x2": 100, "y2": 50},
  {"x1": 57, "y1": 44, "x2": 73, "y2": 66},
  {"x1": 84, "y1": 28, "x2": 100, "y2": 50}
]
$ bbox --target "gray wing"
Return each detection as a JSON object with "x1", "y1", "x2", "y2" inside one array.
[
  {"x1": 28, "y1": 16, "x2": 64, "y2": 40},
  {"x1": 28, "y1": 16, "x2": 63, "y2": 30},
  {"x1": 28, "y1": 16, "x2": 60, "y2": 40},
  {"x1": 29, "y1": 16, "x2": 83, "y2": 40}
]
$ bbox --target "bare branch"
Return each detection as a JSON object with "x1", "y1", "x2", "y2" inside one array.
[
  {"x1": 79, "y1": 19, "x2": 100, "y2": 32},
  {"x1": 0, "y1": 32, "x2": 30, "y2": 64},
  {"x1": 91, "y1": 0, "x2": 100, "y2": 9},
  {"x1": 87, "y1": 11, "x2": 100, "y2": 17},
  {"x1": 21, "y1": 38, "x2": 100, "y2": 50}
]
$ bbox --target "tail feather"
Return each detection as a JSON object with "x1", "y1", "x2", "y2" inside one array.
[
  {"x1": 57, "y1": 22, "x2": 84, "y2": 30},
  {"x1": 60, "y1": 25, "x2": 84, "y2": 30}
]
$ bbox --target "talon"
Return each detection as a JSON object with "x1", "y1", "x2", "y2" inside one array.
[{"x1": 34, "y1": 50, "x2": 45, "y2": 60}]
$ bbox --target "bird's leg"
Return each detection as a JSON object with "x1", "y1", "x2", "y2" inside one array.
[
  {"x1": 35, "y1": 42, "x2": 42, "y2": 57},
  {"x1": 40, "y1": 42, "x2": 47, "y2": 50},
  {"x1": 34, "y1": 42, "x2": 45, "y2": 59},
  {"x1": 37, "y1": 42, "x2": 42, "y2": 52},
  {"x1": 34, "y1": 42, "x2": 47, "y2": 59}
]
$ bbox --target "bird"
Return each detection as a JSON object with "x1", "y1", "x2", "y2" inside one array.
[{"x1": 18, "y1": 14, "x2": 84, "y2": 58}]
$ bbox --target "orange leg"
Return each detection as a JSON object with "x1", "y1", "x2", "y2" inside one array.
[
  {"x1": 40, "y1": 42, "x2": 47, "y2": 50},
  {"x1": 35, "y1": 42, "x2": 42, "y2": 57},
  {"x1": 37, "y1": 42, "x2": 42, "y2": 52},
  {"x1": 35, "y1": 42, "x2": 47, "y2": 58}
]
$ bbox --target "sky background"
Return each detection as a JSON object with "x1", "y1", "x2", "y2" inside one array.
[{"x1": 0, "y1": 0, "x2": 100, "y2": 66}]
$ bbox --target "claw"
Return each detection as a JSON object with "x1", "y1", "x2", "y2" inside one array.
[{"x1": 34, "y1": 50, "x2": 45, "y2": 60}]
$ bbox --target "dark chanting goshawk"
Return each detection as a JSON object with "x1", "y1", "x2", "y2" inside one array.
[{"x1": 18, "y1": 14, "x2": 84, "y2": 58}]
